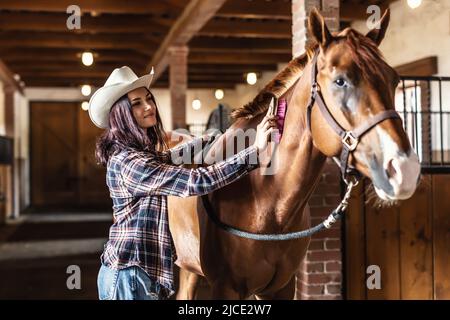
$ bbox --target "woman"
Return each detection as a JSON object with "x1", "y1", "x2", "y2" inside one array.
[{"x1": 88, "y1": 66, "x2": 277, "y2": 300}]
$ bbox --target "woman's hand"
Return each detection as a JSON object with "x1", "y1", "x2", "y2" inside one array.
[{"x1": 253, "y1": 107, "x2": 278, "y2": 153}]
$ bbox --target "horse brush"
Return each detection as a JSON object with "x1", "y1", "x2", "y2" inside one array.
[{"x1": 269, "y1": 97, "x2": 287, "y2": 143}]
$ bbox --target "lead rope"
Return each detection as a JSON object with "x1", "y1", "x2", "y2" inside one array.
[{"x1": 200, "y1": 180, "x2": 357, "y2": 241}]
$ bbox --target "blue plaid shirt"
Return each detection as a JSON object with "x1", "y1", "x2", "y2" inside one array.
[{"x1": 101, "y1": 134, "x2": 259, "y2": 297}]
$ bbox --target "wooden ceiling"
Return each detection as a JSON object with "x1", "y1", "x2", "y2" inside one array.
[{"x1": 0, "y1": 0, "x2": 395, "y2": 89}]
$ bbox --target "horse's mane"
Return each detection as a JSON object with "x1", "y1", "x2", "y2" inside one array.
[
  {"x1": 231, "y1": 28, "x2": 390, "y2": 120},
  {"x1": 230, "y1": 43, "x2": 317, "y2": 120},
  {"x1": 343, "y1": 29, "x2": 391, "y2": 85}
]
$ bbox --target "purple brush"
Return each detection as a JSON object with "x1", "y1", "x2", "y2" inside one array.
[{"x1": 273, "y1": 98, "x2": 287, "y2": 143}]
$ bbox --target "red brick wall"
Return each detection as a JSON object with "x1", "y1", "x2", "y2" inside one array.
[
  {"x1": 291, "y1": 0, "x2": 339, "y2": 58},
  {"x1": 296, "y1": 159, "x2": 343, "y2": 299},
  {"x1": 169, "y1": 46, "x2": 188, "y2": 130}
]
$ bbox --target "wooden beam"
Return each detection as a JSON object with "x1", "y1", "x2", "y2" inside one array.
[
  {"x1": 189, "y1": 52, "x2": 291, "y2": 64},
  {"x1": 187, "y1": 64, "x2": 279, "y2": 73},
  {"x1": 12, "y1": 61, "x2": 145, "y2": 73},
  {"x1": 149, "y1": 0, "x2": 228, "y2": 79},
  {"x1": 0, "y1": 0, "x2": 184, "y2": 15},
  {"x1": 160, "y1": 74, "x2": 247, "y2": 82},
  {"x1": 157, "y1": 80, "x2": 239, "y2": 88},
  {"x1": 22, "y1": 78, "x2": 238, "y2": 89},
  {"x1": 217, "y1": 0, "x2": 291, "y2": 20},
  {"x1": 0, "y1": 12, "x2": 172, "y2": 34},
  {"x1": 217, "y1": 0, "x2": 393, "y2": 22},
  {"x1": 0, "y1": 49, "x2": 149, "y2": 65},
  {"x1": 186, "y1": 82, "x2": 236, "y2": 89},
  {"x1": 0, "y1": 59, "x2": 23, "y2": 93},
  {"x1": 395, "y1": 56, "x2": 438, "y2": 76},
  {"x1": 22, "y1": 79, "x2": 104, "y2": 87},
  {"x1": 199, "y1": 18, "x2": 291, "y2": 39},
  {"x1": 0, "y1": 32, "x2": 156, "y2": 55},
  {"x1": 18, "y1": 70, "x2": 112, "y2": 79},
  {"x1": 190, "y1": 37, "x2": 291, "y2": 54},
  {"x1": 19, "y1": 71, "x2": 249, "y2": 83},
  {"x1": 12, "y1": 62, "x2": 279, "y2": 88}
]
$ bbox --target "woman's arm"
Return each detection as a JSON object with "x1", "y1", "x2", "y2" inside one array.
[
  {"x1": 120, "y1": 145, "x2": 259, "y2": 198},
  {"x1": 121, "y1": 107, "x2": 277, "y2": 198},
  {"x1": 163, "y1": 133, "x2": 215, "y2": 165}
]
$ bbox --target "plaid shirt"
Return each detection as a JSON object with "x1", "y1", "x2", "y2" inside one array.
[{"x1": 101, "y1": 134, "x2": 259, "y2": 297}]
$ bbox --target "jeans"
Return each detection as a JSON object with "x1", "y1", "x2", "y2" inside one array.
[{"x1": 97, "y1": 264, "x2": 163, "y2": 300}]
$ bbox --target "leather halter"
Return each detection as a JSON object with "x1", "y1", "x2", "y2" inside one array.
[{"x1": 306, "y1": 49, "x2": 401, "y2": 184}]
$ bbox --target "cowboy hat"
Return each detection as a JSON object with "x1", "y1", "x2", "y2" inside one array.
[{"x1": 88, "y1": 66, "x2": 154, "y2": 128}]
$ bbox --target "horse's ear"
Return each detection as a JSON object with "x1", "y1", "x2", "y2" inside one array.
[
  {"x1": 308, "y1": 8, "x2": 333, "y2": 48},
  {"x1": 366, "y1": 9, "x2": 390, "y2": 46}
]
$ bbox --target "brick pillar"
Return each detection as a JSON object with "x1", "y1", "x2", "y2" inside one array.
[
  {"x1": 292, "y1": 1, "x2": 342, "y2": 300},
  {"x1": 296, "y1": 159, "x2": 342, "y2": 299},
  {"x1": 292, "y1": 0, "x2": 339, "y2": 58},
  {"x1": 169, "y1": 46, "x2": 189, "y2": 130}
]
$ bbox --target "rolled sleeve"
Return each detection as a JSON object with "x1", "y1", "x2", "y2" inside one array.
[{"x1": 120, "y1": 145, "x2": 259, "y2": 198}]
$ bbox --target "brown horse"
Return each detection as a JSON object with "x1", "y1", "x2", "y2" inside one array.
[{"x1": 167, "y1": 9, "x2": 420, "y2": 299}]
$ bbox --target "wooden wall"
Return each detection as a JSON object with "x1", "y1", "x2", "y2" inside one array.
[{"x1": 345, "y1": 174, "x2": 450, "y2": 299}]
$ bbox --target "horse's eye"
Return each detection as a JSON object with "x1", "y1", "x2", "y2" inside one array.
[{"x1": 334, "y1": 78, "x2": 347, "y2": 88}]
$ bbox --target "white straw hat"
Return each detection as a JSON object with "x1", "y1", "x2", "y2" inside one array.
[{"x1": 88, "y1": 66, "x2": 154, "y2": 128}]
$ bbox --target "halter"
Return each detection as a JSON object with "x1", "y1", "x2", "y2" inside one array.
[
  {"x1": 200, "y1": 49, "x2": 402, "y2": 240},
  {"x1": 306, "y1": 49, "x2": 401, "y2": 184}
]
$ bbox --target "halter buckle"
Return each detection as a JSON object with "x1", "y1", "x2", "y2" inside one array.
[
  {"x1": 342, "y1": 131, "x2": 358, "y2": 151},
  {"x1": 311, "y1": 82, "x2": 320, "y2": 94}
]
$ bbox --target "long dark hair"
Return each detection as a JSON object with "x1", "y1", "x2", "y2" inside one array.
[{"x1": 95, "y1": 89, "x2": 169, "y2": 166}]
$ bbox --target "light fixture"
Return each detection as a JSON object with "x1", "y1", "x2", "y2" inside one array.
[
  {"x1": 81, "y1": 101, "x2": 89, "y2": 111},
  {"x1": 81, "y1": 84, "x2": 92, "y2": 96},
  {"x1": 246, "y1": 72, "x2": 257, "y2": 85},
  {"x1": 407, "y1": 0, "x2": 422, "y2": 9},
  {"x1": 82, "y1": 51, "x2": 94, "y2": 66},
  {"x1": 215, "y1": 89, "x2": 224, "y2": 100},
  {"x1": 192, "y1": 98, "x2": 201, "y2": 110}
]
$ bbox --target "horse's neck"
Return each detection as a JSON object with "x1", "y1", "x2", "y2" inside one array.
[{"x1": 264, "y1": 63, "x2": 327, "y2": 227}]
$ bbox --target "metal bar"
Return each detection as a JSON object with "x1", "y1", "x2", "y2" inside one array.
[
  {"x1": 401, "y1": 76, "x2": 450, "y2": 81},
  {"x1": 414, "y1": 80, "x2": 418, "y2": 152},
  {"x1": 402, "y1": 79, "x2": 407, "y2": 133},
  {"x1": 427, "y1": 80, "x2": 432, "y2": 165},
  {"x1": 439, "y1": 79, "x2": 444, "y2": 165},
  {"x1": 421, "y1": 166, "x2": 450, "y2": 174}
]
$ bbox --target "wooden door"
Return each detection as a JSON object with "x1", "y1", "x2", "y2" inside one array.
[
  {"x1": 31, "y1": 102, "x2": 78, "y2": 207},
  {"x1": 345, "y1": 174, "x2": 450, "y2": 299},
  {"x1": 31, "y1": 102, "x2": 110, "y2": 209}
]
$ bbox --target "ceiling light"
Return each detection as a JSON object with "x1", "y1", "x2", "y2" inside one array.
[
  {"x1": 81, "y1": 101, "x2": 89, "y2": 111},
  {"x1": 81, "y1": 84, "x2": 92, "y2": 96},
  {"x1": 407, "y1": 0, "x2": 422, "y2": 9},
  {"x1": 192, "y1": 99, "x2": 201, "y2": 110},
  {"x1": 246, "y1": 72, "x2": 257, "y2": 85},
  {"x1": 215, "y1": 89, "x2": 224, "y2": 100},
  {"x1": 82, "y1": 51, "x2": 94, "y2": 66}
]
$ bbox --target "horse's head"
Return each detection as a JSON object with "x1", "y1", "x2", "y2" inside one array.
[{"x1": 306, "y1": 9, "x2": 420, "y2": 201}]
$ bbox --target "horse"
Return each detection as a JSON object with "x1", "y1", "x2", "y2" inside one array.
[{"x1": 167, "y1": 8, "x2": 421, "y2": 299}]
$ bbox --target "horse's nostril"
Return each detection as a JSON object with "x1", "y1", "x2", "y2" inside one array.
[{"x1": 386, "y1": 158, "x2": 397, "y2": 179}]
